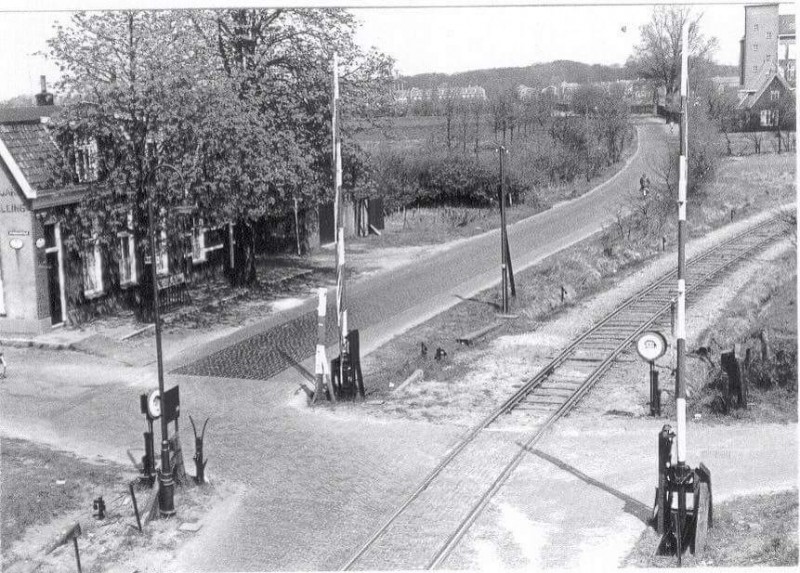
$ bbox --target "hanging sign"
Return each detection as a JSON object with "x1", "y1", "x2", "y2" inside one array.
[{"x1": 636, "y1": 330, "x2": 668, "y2": 362}]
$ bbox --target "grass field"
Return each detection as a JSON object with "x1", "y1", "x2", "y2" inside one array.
[
  {"x1": 348, "y1": 121, "x2": 638, "y2": 251},
  {"x1": 0, "y1": 438, "x2": 127, "y2": 568},
  {"x1": 624, "y1": 490, "x2": 798, "y2": 567},
  {"x1": 689, "y1": 251, "x2": 797, "y2": 424},
  {"x1": 356, "y1": 146, "x2": 796, "y2": 422},
  {"x1": 1, "y1": 437, "x2": 231, "y2": 572}
]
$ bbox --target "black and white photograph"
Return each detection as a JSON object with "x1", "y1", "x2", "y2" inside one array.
[{"x1": 0, "y1": 0, "x2": 796, "y2": 570}]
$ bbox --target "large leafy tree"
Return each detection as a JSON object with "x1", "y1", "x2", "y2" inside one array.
[
  {"x1": 46, "y1": 8, "x2": 394, "y2": 291},
  {"x1": 46, "y1": 11, "x2": 212, "y2": 316},
  {"x1": 188, "y1": 8, "x2": 393, "y2": 284}
]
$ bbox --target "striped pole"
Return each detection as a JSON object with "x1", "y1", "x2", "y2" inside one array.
[
  {"x1": 314, "y1": 288, "x2": 333, "y2": 403},
  {"x1": 676, "y1": 21, "x2": 689, "y2": 468},
  {"x1": 674, "y1": 22, "x2": 690, "y2": 564},
  {"x1": 332, "y1": 53, "x2": 348, "y2": 396}
]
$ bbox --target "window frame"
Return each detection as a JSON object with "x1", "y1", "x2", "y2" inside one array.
[
  {"x1": 82, "y1": 235, "x2": 104, "y2": 298},
  {"x1": 74, "y1": 138, "x2": 99, "y2": 183}
]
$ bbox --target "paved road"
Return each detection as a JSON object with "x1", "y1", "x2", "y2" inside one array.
[
  {"x1": 165, "y1": 120, "x2": 672, "y2": 571},
  {"x1": 0, "y1": 119, "x2": 672, "y2": 572},
  {"x1": 173, "y1": 120, "x2": 669, "y2": 380}
]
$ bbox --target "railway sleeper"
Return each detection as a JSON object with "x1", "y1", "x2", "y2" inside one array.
[
  {"x1": 524, "y1": 395, "x2": 569, "y2": 405},
  {"x1": 539, "y1": 383, "x2": 582, "y2": 392}
]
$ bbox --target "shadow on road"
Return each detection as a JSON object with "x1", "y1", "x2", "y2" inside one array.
[
  {"x1": 454, "y1": 294, "x2": 501, "y2": 311},
  {"x1": 524, "y1": 446, "x2": 653, "y2": 525}
]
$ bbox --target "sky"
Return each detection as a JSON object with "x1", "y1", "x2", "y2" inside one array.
[{"x1": 0, "y1": 2, "x2": 793, "y2": 102}]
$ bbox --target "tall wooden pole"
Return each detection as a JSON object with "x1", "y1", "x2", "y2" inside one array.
[
  {"x1": 674, "y1": 22, "x2": 690, "y2": 565},
  {"x1": 146, "y1": 175, "x2": 174, "y2": 517},
  {"x1": 332, "y1": 53, "x2": 347, "y2": 397},
  {"x1": 498, "y1": 145, "x2": 509, "y2": 314},
  {"x1": 676, "y1": 22, "x2": 689, "y2": 469}
]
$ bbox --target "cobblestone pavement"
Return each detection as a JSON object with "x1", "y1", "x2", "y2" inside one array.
[
  {"x1": 173, "y1": 306, "x2": 333, "y2": 379},
  {"x1": 175, "y1": 121, "x2": 666, "y2": 382}
]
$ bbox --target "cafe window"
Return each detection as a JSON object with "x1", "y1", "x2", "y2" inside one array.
[{"x1": 117, "y1": 213, "x2": 137, "y2": 285}]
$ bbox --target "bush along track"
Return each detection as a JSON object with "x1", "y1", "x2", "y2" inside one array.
[
  {"x1": 358, "y1": 149, "x2": 795, "y2": 425},
  {"x1": 690, "y1": 250, "x2": 796, "y2": 424}
]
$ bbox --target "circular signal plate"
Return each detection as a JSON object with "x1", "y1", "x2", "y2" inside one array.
[
  {"x1": 147, "y1": 389, "x2": 162, "y2": 419},
  {"x1": 636, "y1": 330, "x2": 668, "y2": 362}
]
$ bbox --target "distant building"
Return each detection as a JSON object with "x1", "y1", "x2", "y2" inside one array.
[
  {"x1": 739, "y1": 3, "x2": 795, "y2": 91},
  {"x1": 521, "y1": 79, "x2": 657, "y2": 115},
  {"x1": 737, "y1": 3, "x2": 795, "y2": 130},
  {"x1": 710, "y1": 76, "x2": 741, "y2": 94},
  {"x1": 391, "y1": 84, "x2": 487, "y2": 114}
]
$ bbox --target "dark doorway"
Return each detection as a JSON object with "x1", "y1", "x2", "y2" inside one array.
[
  {"x1": 43, "y1": 223, "x2": 63, "y2": 325},
  {"x1": 319, "y1": 202, "x2": 335, "y2": 244}
]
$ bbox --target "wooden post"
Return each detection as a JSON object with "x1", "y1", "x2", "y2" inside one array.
[
  {"x1": 169, "y1": 433, "x2": 188, "y2": 486},
  {"x1": 129, "y1": 482, "x2": 143, "y2": 533},
  {"x1": 293, "y1": 197, "x2": 302, "y2": 256},
  {"x1": 721, "y1": 350, "x2": 744, "y2": 409},
  {"x1": 73, "y1": 537, "x2": 82, "y2": 573}
]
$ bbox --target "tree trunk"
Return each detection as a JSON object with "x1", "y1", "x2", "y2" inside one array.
[
  {"x1": 760, "y1": 329, "x2": 771, "y2": 362},
  {"x1": 721, "y1": 349, "x2": 745, "y2": 409},
  {"x1": 230, "y1": 220, "x2": 257, "y2": 286}
]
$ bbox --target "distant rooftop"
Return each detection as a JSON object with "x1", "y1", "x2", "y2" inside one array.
[{"x1": 0, "y1": 105, "x2": 60, "y2": 124}]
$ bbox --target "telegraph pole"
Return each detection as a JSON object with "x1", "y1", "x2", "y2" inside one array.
[
  {"x1": 145, "y1": 174, "x2": 174, "y2": 517},
  {"x1": 497, "y1": 144, "x2": 515, "y2": 315},
  {"x1": 499, "y1": 145, "x2": 509, "y2": 314},
  {"x1": 674, "y1": 21, "x2": 690, "y2": 564}
]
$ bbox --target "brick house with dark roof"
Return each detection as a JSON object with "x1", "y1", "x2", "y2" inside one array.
[
  {"x1": 0, "y1": 85, "x2": 229, "y2": 333},
  {"x1": 737, "y1": 71, "x2": 795, "y2": 131},
  {"x1": 0, "y1": 81, "x2": 337, "y2": 335},
  {"x1": 0, "y1": 101, "x2": 69, "y2": 333},
  {"x1": 736, "y1": 4, "x2": 795, "y2": 132}
]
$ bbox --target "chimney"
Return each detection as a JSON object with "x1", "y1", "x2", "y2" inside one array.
[{"x1": 35, "y1": 75, "x2": 54, "y2": 107}]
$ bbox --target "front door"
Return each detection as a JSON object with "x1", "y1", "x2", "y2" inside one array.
[
  {"x1": 46, "y1": 251, "x2": 62, "y2": 324},
  {"x1": 44, "y1": 223, "x2": 64, "y2": 325}
]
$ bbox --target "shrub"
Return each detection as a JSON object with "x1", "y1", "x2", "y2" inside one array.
[{"x1": 372, "y1": 149, "x2": 529, "y2": 210}]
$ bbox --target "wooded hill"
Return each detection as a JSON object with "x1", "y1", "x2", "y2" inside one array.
[{"x1": 399, "y1": 59, "x2": 739, "y2": 96}]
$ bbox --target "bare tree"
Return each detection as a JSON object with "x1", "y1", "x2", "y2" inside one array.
[{"x1": 629, "y1": 7, "x2": 718, "y2": 112}]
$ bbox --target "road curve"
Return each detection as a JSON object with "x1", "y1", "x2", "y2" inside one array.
[{"x1": 173, "y1": 119, "x2": 670, "y2": 377}]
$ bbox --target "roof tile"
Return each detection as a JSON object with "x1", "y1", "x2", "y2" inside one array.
[{"x1": 0, "y1": 121, "x2": 60, "y2": 190}]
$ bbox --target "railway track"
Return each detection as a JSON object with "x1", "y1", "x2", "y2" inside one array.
[{"x1": 342, "y1": 214, "x2": 791, "y2": 571}]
